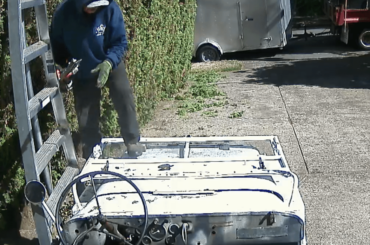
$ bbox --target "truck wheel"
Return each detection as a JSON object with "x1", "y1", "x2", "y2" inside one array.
[
  {"x1": 196, "y1": 45, "x2": 221, "y2": 62},
  {"x1": 358, "y1": 28, "x2": 370, "y2": 50}
]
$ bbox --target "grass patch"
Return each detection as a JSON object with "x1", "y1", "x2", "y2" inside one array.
[
  {"x1": 171, "y1": 60, "x2": 242, "y2": 118},
  {"x1": 229, "y1": 111, "x2": 244, "y2": 119},
  {"x1": 202, "y1": 109, "x2": 218, "y2": 117},
  {"x1": 191, "y1": 60, "x2": 243, "y2": 74},
  {"x1": 175, "y1": 70, "x2": 227, "y2": 117}
]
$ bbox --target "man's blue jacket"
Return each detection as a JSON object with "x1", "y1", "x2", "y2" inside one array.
[{"x1": 50, "y1": 0, "x2": 128, "y2": 81}]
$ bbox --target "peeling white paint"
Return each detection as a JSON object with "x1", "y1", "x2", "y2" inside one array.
[{"x1": 67, "y1": 136, "x2": 306, "y2": 244}]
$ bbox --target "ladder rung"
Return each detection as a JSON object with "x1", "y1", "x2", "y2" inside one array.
[
  {"x1": 35, "y1": 130, "x2": 65, "y2": 175},
  {"x1": 28, "y1": 87, "x2": 58, "y2": 119},
  {"x1": 46, "y1": 166, "x2": 80, "y2": 217},
  {"x1": 21, "y1": 0, "x2": 45, "y2": 9},
  {"x1": 23, "y1": 41, "x2": 48, "y2": 64}
]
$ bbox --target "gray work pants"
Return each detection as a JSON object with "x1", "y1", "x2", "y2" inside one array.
[{"x1": 72, "y1": 61, "x2": 140, "y2": 159}]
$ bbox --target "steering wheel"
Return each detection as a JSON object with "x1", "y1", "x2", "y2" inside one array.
[{"x1": 55, "y1": 171, "x2": 149, "y2": 245}]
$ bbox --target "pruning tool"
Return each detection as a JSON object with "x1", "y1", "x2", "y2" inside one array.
[{"x1": 56, "y1": 59, "x2": 82, "y2": 92}]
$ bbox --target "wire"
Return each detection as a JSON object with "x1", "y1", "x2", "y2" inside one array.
[
  {"x1": 90, "y1": 175, "x2": 102, "y2": 216},
  {"x1": 55, "y1": 171, "x2": 149, "y2": 245},
  {"x1": 100, "y1": 230, "x2": 133, "y2": 245}
]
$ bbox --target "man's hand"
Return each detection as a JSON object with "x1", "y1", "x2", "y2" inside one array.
[
  {"x1": 55, "y1": 63, "x2": 73, "y2": 92},
  {"x1": 91, "y1": 60, "x2": 112, "y2": 88},
  {"x1": 56, "y1": 59, "x2": 81, "y2": 92}
]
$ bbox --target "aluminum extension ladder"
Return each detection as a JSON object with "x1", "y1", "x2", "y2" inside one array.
[{"x1": 8, "y1": 0, "x2": 79, "y2": 244}]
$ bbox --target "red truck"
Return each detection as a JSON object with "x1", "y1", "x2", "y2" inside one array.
[{"x1": 323, "y1": 0, "x2": 370, "y2": 49}]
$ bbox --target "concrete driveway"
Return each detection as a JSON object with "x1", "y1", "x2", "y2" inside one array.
[
  {"x1": 1, "y1": 35, "x2": 369, "y2": 245},
  {"x1": 143, "y1": 35, "x2": 370, "y2": 245},
  {"x1": 263, "y1": 37, "x2": 370, "y2": 245}
]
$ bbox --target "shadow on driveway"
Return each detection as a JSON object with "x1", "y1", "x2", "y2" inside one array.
[
  {"x1": 213, "y1": 35, "x2": 360, "y2": 61},
  {"x1": 239, "y1": 53, "x2": 370, "y2": 89}
]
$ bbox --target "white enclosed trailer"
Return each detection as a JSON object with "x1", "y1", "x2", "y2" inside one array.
[{"x1": 193, "y1": 0, "x2": 292, "y2": 62}]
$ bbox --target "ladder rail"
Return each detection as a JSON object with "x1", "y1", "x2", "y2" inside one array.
[
  {"x1": 8, "y1": 0, "x2": 80, "y2": 244},
  {"x1": 9, "y1": 0, "x2": 38, "y2": 184},
  {"x1": 8, "y1": 0, "x2": 53, "y2": 244},
  {"x1": 22, "y1": 9, "x2": 53, "y2": 195}
]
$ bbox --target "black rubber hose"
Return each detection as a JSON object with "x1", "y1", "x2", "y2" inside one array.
[{"x1": 55, "y1": 171, "x2": 149, "y2": 245}]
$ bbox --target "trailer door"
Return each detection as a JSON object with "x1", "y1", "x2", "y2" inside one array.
[
  {"x1": 239, "y1": 0, "x2": 269, "y2": 50},
  {"x1": 265, "y1": 0, "x2": 288, "y2": 47},
  {"x1": 194, "y1": 0, "x2": 244, "y2": 54}
]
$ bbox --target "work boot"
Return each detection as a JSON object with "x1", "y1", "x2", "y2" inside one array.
[
  {"x1": 77, "y1": 157, "x2": 87, "y2": 171},
  {"x1": 126, "y1": 142, "x2": 146, "y2": 158}
]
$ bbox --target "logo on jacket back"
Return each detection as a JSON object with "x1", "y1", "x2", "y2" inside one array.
[{"x1": 95, "y1": 24, "x2": 106, "y2": 36}]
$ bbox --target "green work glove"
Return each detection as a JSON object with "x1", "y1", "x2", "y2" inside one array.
[{"x1": 91, "y1": 60, "x2": 112, "y2": 88}]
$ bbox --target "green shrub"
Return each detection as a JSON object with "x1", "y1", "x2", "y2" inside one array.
[{"x1": 0, "y1": 0, "x2": 196, "y2": 231}]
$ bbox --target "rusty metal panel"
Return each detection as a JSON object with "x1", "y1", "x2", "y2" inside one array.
[
  {"x1": 236, "y1": 225, "x2": 289, "y2": 239},
  {"x1": 56, "y1": 136, "x2": 307, "y2": 245}
]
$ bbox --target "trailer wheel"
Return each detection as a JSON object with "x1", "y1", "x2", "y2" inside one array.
[
  {"x1": 358, "y1": 28, "x2": 370, "y2": 50},
  {"x1": 196, "y1": 45, "x2": 221, "y2": 62}
]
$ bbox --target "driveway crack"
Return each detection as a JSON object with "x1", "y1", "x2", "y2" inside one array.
[{"x1": 277, "y1": 86, "x2": 310, "y2": 174}]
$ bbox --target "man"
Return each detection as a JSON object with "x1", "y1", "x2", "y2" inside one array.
[{"x1": 50, "y1": 0, "x2": 145, "y2": 159}]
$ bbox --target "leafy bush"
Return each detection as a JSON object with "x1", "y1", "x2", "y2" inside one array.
[{"x1": 0, "y1": 0, "x2": 196, "y2": 231}]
